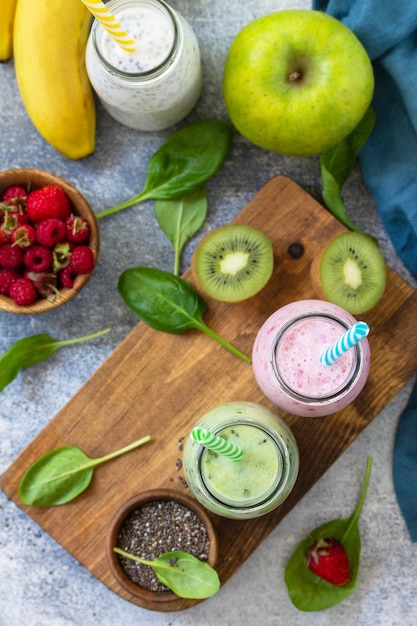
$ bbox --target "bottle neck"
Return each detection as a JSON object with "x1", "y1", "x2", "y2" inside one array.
[
  {"x1": 91, "y1": 0, "x2": 180, "y2": 81},
  {"x1": 198, "y1": 421, "x2": 290, "y2": 512},
  {"x1": 271, "y1": 312, "x2": 363, "y2": 403}
]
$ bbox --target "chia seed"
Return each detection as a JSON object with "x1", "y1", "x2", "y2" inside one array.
[{"x1": 117, "y1": 499, "x2": 210, "y2": 592}]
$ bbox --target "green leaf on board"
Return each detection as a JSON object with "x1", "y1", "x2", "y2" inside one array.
[
  {"x1": 114, "y1": 548, "x2": 220, "y2": 599},
  {"x1": 154, "y1": 186, "x2": 208, "y2": 275},
  {"x1": 117, "y1": 267, "x2": 251, "y2": 362},
  {"x1": 19, "y1": 435, "x2": 151, "y2": 506},
  {"x1": 284, "y1": 456, "x2": 372, "y2": 612},
  {"x1": 320, "y1": 106, "x2": 376, "y2": 237}
]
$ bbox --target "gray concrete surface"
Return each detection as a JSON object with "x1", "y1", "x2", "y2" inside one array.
[{"x1": 1, "y1": 1, "x2": 417, "y2": 625}]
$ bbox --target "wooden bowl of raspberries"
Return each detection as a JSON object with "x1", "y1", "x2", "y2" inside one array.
[{"x1": 0, "y1": 168, "x2": 99, "y2": 314}]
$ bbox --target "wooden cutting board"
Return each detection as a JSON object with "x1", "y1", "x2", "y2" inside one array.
[{"x1": 2, "y1": 175, "x2": 417, "y2": 612}]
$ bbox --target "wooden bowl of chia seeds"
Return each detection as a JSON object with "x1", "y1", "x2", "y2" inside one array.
[{"x1": 106, "y1": 488, "x2": 219, "y2": 611}]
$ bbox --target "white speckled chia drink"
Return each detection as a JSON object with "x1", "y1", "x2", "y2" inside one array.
[
  {"x1": 252, "y1": 299, "x2": 371, "y2": 417},
  {"x1": 85, "y1": 0, "x2": 202, "y2": 130}
]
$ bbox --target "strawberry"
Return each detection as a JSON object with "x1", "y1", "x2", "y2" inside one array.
[
  {"x1": 26, "y1": 185, "x2": 71, "y2": 223},
  {"x1": 307, "y1": 537, "x2": 351, "y2": 586}
]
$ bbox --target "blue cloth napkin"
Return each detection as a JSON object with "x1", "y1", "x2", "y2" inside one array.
[
  {"x1": 392, "y1": 383, "x2": 417, "y2": 541},
  {"x1": 313, "y1": 0, "x2": 417, "y2": 541},
  {"x1": 312, "y1": 0, "x2": 417, "y2": 280}
]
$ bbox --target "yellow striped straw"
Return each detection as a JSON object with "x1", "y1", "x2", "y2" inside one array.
[{"x1": 81, "y1": 0, "x2": 136, "y2": 53}]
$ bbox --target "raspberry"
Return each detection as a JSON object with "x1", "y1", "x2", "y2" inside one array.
[
  {"x1": 11, "y1": 223, "x2": 36, "y2": 248},
  {"x1": 26, "y1": 185, "x2": 72, "y2": 223},
  {"x1": 24, "y1": 245, "x2": 53, "y2": 272},
  {"x1": 26, "y1": 271, "x2": 58, "y2": 299},
  {"x1": 36, "y1": 218, "x2": 66, "y2": 246},
  {"x1": 0, "y1": 229, "x2": 9, "y2": 246},
  {"x1": 0, "y1": 243, "x2": 23, "y2": 269},
  {"x1": 52, "y1": 242, "x2": 71, "y2": 272},
  {"x1": 65, "y1": 214, "x2": 90, "y2": 243},
  {"x1": 0, "y1": 268, "x2": 19, "y2": 295},
  {"x1": 59, "y1": 266, "x2": 76, "y2": 289},
  {"x1": 1, "y1": 185, "x2": 28, "y2": 205},
  {"x1": 9, "y1": 276, "x2": 38, "y2": 306},
  {"x1": 69, "y1": 245, "x2": 95, "y2": 274},
  {"x1": 1, "y1": 208, "x2": 29, "y2": 234}
]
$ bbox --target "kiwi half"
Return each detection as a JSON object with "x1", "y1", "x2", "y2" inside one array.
[
  {"x1": 319, "y1": 231, "x2": 386, "y2": 314},
  {"x1": 193, "y1": 224, "x2": 274, "y2": 302}
]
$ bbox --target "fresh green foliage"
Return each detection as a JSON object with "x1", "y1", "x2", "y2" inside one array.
[
  {"x1": 114, "y1": 548, "x2": 220, "y2": 599},
  {"x1": 0, "y1": 328, "x2": 111, "y2": 392},
  {"x1": 19, "y1": 435, "x2": 151, "y2": 506},
  {"x1": 320, "y1": 106, "x2": 376, "y2": 236},
  {"x1": 284, "y1": 457, "x2": 372, "y2": 612},
  {"x1": 118, "y1": 267, "x2": 251, "y2": 362},
  {"x1": 96, "y1": 119, "x2": 233, "y2": 219},
  {"x1": 155, "y1": 187, "x2": 207, "y2": 275}
]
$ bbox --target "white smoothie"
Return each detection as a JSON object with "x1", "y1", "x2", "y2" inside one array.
[{"x1": 85, "y1": 0, "x2": 202, "y2": 130}]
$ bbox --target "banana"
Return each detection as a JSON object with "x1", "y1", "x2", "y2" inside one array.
[
  {"x1": 0, "y1": 0, "x2": 18, "y2": 61},
  {"x1": 13, "y1": 0, "x2": 96, "y2": 160}
]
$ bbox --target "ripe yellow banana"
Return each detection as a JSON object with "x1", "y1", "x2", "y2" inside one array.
[
  {"x1": 13, "y1": 0, "x2": 96, "y2": 160},
  {"x1": 0, "y1": 0, "x2": 18, "y2": 61}
]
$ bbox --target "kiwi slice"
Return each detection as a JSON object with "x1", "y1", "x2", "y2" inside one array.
[
  {"x1": 319, "y1": 231, "x2": 386, "y2": 314},
  {"x1": 193, "y1": 224, "x2": 274, "y2": 302}
]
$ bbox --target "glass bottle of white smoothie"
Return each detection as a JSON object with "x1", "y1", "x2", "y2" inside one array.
[
  {"x1": 182, "y1": 401, "x2": 299, "y2": 520},
  {"x1": 252, "y1": 299, "x2": 371, "y2": 417},
  {"x1": 85, "y1": 0, "x2": 202, "y2": 131}
]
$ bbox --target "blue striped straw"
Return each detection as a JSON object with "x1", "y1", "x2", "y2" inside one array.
[
  {"x1": 320, "y1": 321, "x2": 370, "y2": 366},
  {"x1": 190, "y1": 427, "x2": 243, "y2": 461}
]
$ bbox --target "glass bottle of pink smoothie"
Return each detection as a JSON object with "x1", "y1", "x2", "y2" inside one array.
[
  {"x1": 85, "y1": 0, "x2": 202, "y2": 131},
  {"x1": 252, "y1": 299, "x2": 371, "y2": 417}
]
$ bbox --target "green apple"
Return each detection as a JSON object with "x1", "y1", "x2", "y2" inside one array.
[{"x1": 223, "y1": 10, "x2": 374, "y2": 156}]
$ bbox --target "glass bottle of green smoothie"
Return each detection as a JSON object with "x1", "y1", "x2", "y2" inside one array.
[{"x1": 183, "y1": 401, "x2": 299, "y2": 520}]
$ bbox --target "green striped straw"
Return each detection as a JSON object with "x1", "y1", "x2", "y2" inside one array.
[{"x1": 190, "y1": 427, "x2": 243, "y2": 461}]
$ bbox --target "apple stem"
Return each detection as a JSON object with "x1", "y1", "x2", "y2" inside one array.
[{"x1": 289, "y1": 71, "x2": 302, "y2": 82}]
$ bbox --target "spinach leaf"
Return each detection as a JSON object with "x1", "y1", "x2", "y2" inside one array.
[
  {"x1": 284, "y1": 456, "x2": 372, "y2": 612},
  {"x1": 154, "y1": 186, "x2": 207, "y2": 275},
  {"x1": 0, "y1": 328, "x2": 111, "y2": 392},
  {"x1": 114, "y1": 548, "x2": 220, "y2": 599},
  {"x1": 118, "y1": 267, "x2": 251, "y2": 362},
  {"x1": 320, "y1": 106, "x2": 376, "y2": 236},
  {"x1": 96, "y1": 119, "x2": 233, "y2": 219},
  {"x1": 19, "y1": 435, "x2": 151, "y2": 506}
]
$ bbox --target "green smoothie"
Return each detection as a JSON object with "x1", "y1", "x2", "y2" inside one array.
[
  {"x1": 183, "y1": 401, "x2": 299, "y2": 519},
  {"x1": 200, "y1": 424, "x2": 282, "y2": 507}
]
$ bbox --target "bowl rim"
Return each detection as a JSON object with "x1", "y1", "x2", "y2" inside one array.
[
  {"x1": 0, "y1": 168, "x2": 99, "y2": 314},
  {"x1": 106, "y1": 488, "x2": 219, "y2": 603}
]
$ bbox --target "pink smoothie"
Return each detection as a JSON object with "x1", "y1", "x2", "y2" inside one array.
[{"x1": 252, "y1": 299, "x2": 371, "y2": 417}]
